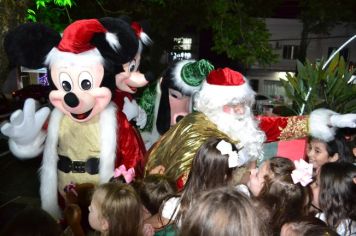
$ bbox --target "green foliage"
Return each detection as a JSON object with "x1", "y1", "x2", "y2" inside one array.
[
  {"x1": 26, "y1": 0, "x2": 75, "y2": 31},
  {"x1": 208, "y1": 0, "x2": 278, "y2": 67},
  {"x1": 281, "y1": 54, "x2": 356, "y2": 115}
]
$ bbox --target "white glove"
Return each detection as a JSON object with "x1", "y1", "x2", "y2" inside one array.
[
  {"x1": 135, "y1": 106, "x2": 147, "y2": 129},
  {"x1": 122, "y1": 97, "x2": 139, "y2": 121},
  {"x1": 309, "y1": 108, "x2": 356, "y2": 142},
  {"x1": 1, "y1": 98, "x2": 50, "y2": 159},
  {"x1": 330, "y1": 113, "x2": 356, "y2": 128}
]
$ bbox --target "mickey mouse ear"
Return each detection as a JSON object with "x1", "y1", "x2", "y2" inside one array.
[{"x1": 4, "y1": 22, "x2": 61, "y2": 69}]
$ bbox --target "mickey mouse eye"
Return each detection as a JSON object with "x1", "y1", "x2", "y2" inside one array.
[
  {"x1": 128, "y1": 59, "x2": 137, "y2": 72},
  {"x1": 78, "y1": 71, "x2": 93, "y2": 90},
  {"x1": 59, "y1": 73, "x2": 73, "y2": 92}
]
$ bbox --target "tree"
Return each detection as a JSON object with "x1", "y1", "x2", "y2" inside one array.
[
  {"x1": 0, "y1": 0, "x2": 32, "y2": 90},
  {"x1": 297, "y1": 0, "x2": 356, "y2": 63},
  {"x1": 26, "y1": 0, "x2": 75, "y2": 31},
  {"x1": 11, "y1": 0, "x2": 282, "y2": 77}
]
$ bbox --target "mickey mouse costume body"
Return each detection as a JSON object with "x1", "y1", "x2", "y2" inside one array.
[{"x1": 1, "y1": 18, "x2": 143, "y2": 218}]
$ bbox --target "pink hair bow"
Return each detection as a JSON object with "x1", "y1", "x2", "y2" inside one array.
[
  {"x1": 114, "y1": 165, "x2": 135, "y2": 183},
  {"x1": 291, "y1": 159, "x2": 313, "y2": 187},
  {"x1": 64, "y1": 182, "x2": 78, "y2": 197}
]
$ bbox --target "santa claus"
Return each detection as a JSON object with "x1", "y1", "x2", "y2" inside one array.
[{"x1": 145, "y1": 67, "x2": 356, "y2": 185}]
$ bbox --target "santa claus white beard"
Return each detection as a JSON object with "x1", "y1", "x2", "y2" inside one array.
[{"x1": 206, "y1": 107, "x2": 266, "y2": 161}]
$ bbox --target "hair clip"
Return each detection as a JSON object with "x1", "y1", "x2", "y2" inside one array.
[
  {"x1": 291, "y1": 159, "x2": 313, "y2": 186},
  {"x1": 216, "y1": 140, "x2": 242, "y2": 168},
  {"x1": 114, "y1": 165, "x2": 135, "y2": 184},
  {"x1": 64, "y1": 182, "x2": 78, "y2": 197}
]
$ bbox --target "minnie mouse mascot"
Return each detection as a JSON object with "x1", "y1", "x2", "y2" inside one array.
[{"x1": 1, "y1": 18, "x2": 144, "y2": 219}]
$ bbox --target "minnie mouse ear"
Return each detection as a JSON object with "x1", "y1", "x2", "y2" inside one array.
[
  {"x1": 93, "y1": 17, "x2": 139, "y2": 65},
  {"x1": 4, "y1": 22, "x2": 61, "y2": 69}
]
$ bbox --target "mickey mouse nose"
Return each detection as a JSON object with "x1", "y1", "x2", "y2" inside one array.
[{"x1": 64, "y1": 92, "x2": 79, "y2": 108}]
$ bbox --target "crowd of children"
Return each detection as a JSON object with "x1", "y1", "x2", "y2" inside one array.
[{"x1": 3, "y1": 131, "x2": 354, "y2": 236}]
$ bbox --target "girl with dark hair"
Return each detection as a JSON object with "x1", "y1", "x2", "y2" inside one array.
[
  {"x1": 316, "y1": 162, "x2": 356, "y2": 235},
  {"x1": 145, "y1": 137, "x2": 241, "y2": 233},
  {"x1": 247, "y1": 157, "x2": 312, "y2": 235},
  {"x1": 307, "y1": 134, "x2": 354, "y2": 172},
  {"x1": 180, "y1": 187, "x2": 269, "y2": 236},
  {"x1": 307, "y1": 133, "x2": 354, "y2": 214}
]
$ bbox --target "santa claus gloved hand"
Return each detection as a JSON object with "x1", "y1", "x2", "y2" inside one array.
[
  {"x1": 309, "y1": 108, "x2": 356, "y2": 142},
  {"x1": 330, "y1": 113, "x2": 356, "y2": 128},
  {"x1": 1, "y1": 98, "x2": 50, "y2": 159},
  {"x1": 123, "y1": 97, "x2": 139, "y2": 121}
]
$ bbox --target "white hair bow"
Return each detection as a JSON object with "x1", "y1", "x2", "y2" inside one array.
[
  {"x1": 291, "y1": 159, "x2": 313, "y2": 187},
  {"x1": 216, "y1": 140, "x2": 242, "y2": 168}
]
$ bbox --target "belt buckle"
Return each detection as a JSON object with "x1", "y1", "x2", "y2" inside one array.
[{"x1": 72, "y1": 161, "x2": 86, "y2": 173}]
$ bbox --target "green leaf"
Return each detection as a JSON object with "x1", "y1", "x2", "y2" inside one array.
[{"x1": 36, "y1": 0, "x2": 46, "y2": 9}]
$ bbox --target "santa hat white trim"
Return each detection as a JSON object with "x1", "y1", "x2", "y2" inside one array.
[
  {"x1": 45, "y1": 47, "x2": 104, "y2": 67},
  {"x1": 197, "y1": 78, "x2": 256, "y2": 108},
  {"x1": 105, "y1": 32, "x2": 121, "y2": 52},
  {"x1": 139, "y1": 31, "x2": 153, "y2": 46}
]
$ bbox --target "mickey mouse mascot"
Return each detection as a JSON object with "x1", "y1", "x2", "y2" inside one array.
[{"x1": 1, "y1": 18, "x2": 143, "y2": 219}]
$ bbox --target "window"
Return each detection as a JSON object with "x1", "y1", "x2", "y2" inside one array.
[
  {"x1": 328, "y1": 47, "x2": 349, "y2": 61},
  {"x1": 283, "y1": 45, "x2": 299, "y2": 60}
]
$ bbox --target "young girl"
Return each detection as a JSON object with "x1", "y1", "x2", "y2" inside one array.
[
  {"x1": 179, "y1": 187, "x2": 269, "y2": 236},
  {"x1": 307, "y1": 134, "x2": 354, "y2": 172},
  {"x1": 307, "y1": 133, "x2": 354, "y2": 213},
  {"x1": 316, "y1": 162, "x2": 356, "y2": 235},
  {"x1": 132, "y1": 174, "x2": 177, "y2": 220},
  {"x1": 145, "y1": 137, "x2": 241, "y2": 232},
  {"x1": 247, "y1": 157, "x2": 311, "y2": 235},
  {"x1": 88, "y1": 182, "x2": 143, "y2": 236}
]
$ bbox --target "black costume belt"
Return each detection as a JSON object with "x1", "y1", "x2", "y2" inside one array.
[{"x1": 58, "y1": 155, "x2": 99, "y2": 175}]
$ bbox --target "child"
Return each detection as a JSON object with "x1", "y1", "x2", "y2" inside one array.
[
  {"x1": 247, "y1": 157, "x2": 311, "y2": 235},
  {"x1": 132, "y1": 174, "x2": 177, "y2": 219},
  {"x1": 145, "y1": 137, "x2": 241, "y2": 232},
  {"x1": 88, "y1": 182, "x2": 143, "y2": 236},
  {"x1": 307, "y1": 134, "x2": 354, "y2": 172},
  {"x1": 316, "y1": 162, "x2": 356, "y2": 235},
  {"x1": 280, "y1": 216, "x2": 338, "y2": 236},
  {"x1": 307, "y1": 133, "x2": 354, "y2": 213},
  {"x1": 179, "y1": 187, "x2": 269, "y2": 236}
]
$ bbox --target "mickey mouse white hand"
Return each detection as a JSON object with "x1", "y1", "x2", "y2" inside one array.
[
  {"x1": 123, "y1": 97, "x2": 139, "y2": 121},
  {"x1": 135, "y1": 106, "x2": 147, "y2": 129},
  {"x1": 1, "y1": 98, "x2": 50, "y2": 158}
]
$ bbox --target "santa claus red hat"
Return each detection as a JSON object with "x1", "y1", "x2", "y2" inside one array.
[
  {"x1": 198, "y1": 67, "x2": 255, "y2": 107},
  {"x1": 45, "y1": 19, "x2": 120, "y2": 66}
]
